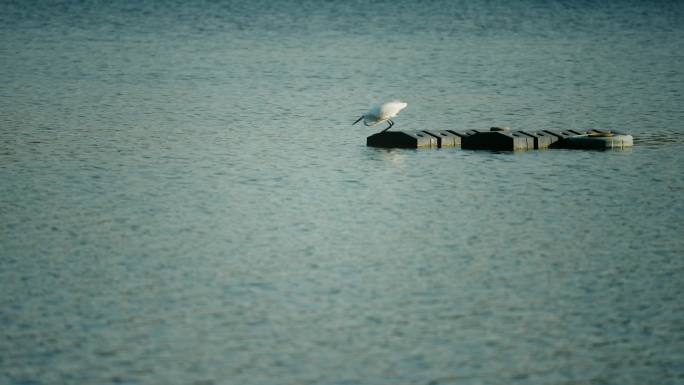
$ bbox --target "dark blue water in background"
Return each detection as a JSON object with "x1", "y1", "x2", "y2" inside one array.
[{"x1": 1, "y1": 1, "x2": 683, "y2": 384}]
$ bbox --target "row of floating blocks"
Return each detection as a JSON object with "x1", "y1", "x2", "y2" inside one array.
[{"x1": 367, "y1": 127, "x2": 633, "y2": 150}]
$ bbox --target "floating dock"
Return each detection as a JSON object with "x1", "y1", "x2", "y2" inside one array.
[{"x1": 366, "y1": 127, "x2": 633, "y2": 150}]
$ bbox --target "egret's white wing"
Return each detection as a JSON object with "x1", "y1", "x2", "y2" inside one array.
[{"x1": 379, "y1": 102, "x2": 408, "y2": 119}]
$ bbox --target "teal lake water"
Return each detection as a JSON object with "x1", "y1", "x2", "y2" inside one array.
[{"x1": 1, "y1": 1, "x2": 683, "y2": 384}]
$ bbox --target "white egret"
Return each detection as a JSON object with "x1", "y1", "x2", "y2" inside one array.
[{"x1": 353, "y1": 101, "x2": 408, "y2": 132}]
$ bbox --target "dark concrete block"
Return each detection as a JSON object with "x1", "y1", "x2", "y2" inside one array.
[
  {"x1": 490, "y1": 126, "x2": 511, "y2": 132},
  {"x1": 366, "y1": 130, "x2": 438, "y2": 148},
  {"x1": 543, "y1": 129, "x2": 588, "y2": 140},
  {"x1": 567, "y1": 129, "x2": 590, "y2": 135},
  {"x1": 561, "y1": 134, "x2": 634, "y2": 149},
  {"x1": 542, "y1": 129, "x2": 572, "y2": 140},
  {"x1": 446, "y1": 129, "x2": 478, "y2": 139},
  {"x1": 519, "y1": 130, "x2": 559, "y2": 149},
  {"x1": 422, "y1": 130, "x2": 462, "y2": 147},
  {"x1": 462, "y1": 130, "x2": 534, "y2": 151},
  {"x1": 588, "y1": 128, "x2": 627, "y2": 136},
  {"x1": 542, "y1": 129, "x2": 587, "y2": 147},
  {"x1": 366, "y1": 129, "x2": 632, "y2": 150}
]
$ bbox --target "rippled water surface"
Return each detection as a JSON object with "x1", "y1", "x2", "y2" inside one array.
[{"x1": 2, "y1": 1, "x2": 683, "y2": 384}]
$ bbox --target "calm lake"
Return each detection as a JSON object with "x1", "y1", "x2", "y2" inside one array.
[{"x1": 1, "y1": 1, "x2": 683, "y2": 384}]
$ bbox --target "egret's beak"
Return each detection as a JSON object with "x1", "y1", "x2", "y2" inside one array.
[{"x1": 352, "y1": 116, "x2": 363, "y2": 125}]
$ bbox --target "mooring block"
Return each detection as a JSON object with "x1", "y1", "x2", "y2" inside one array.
[
  {"x1": 462, "y1": 130, "x2": 534, "y2": 150},
  {"x1": 519, "y1": 130, "x2": 559, "y2": 149},
  {"x1": 542, "y1": 129, "x2": 590, "y2": 148},
  {"x1": 542, "y1": 129, "x2": 589, "y2": 139},
  {"x1": 366, "y1": 130, "x2": 438, "y2": 148},
  {"x1": 560, "y1": 134, "x2": 634, "y2": 149},
  {"x1": 446, "y1": 129, "x2": 478, "y2": 139},
  {"x1": 422, "y1": 130, "x2": 462, "y2": 147},
  {"x1": 588, "y1": 129, "x2": 627, "y2": 136},
  {"x1": 366, "y1": 129, "x2": 632, "y2": 150}
]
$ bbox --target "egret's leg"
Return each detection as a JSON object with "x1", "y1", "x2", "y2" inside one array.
[{"x1": 381, "y1": 120, "x2": 394, "y2": 132}]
